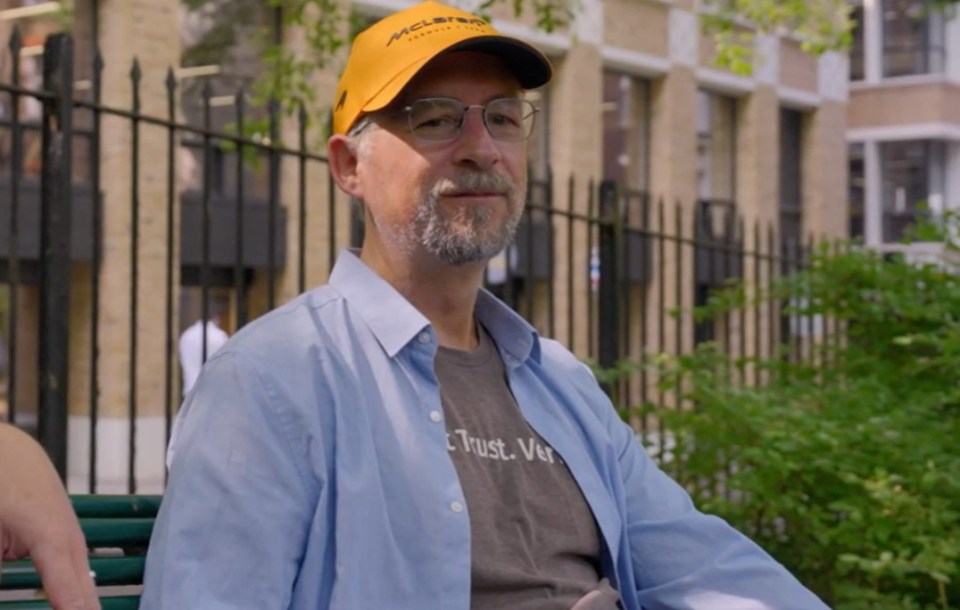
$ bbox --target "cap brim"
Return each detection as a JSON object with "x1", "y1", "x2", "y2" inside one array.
[
  {"x1": 447, "y1": 36, "x2": 553, "y2": 90},
  {"x1": 361, "y1": 35, "x2": 553, "y2": 116}
]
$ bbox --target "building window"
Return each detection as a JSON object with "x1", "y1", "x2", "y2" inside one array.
[
  {"x1": 778, "y1": 109, "x2": 806, "y2": 354},
  {"x1": 696, "y1": 90, "x2": 736, "y2": 205},
  {"x1": 600, "y1": 72, "x2": 652, "y2": 289},
  {"x1": 849, "y1": 2, "x2": 866, "y2": 81},
  {"x1": 779, "y1": 108, "x2": 804, "y2": 252},
  {"x1": 848, "y1": 143, "x2": 865, "y2": 240},
  {"x1": 880, "y1": 139, "x2": 945, "y2": 242},
  {"x1": 882, "y1": 0, "x2": 945, "y2": 77},
  {"x1": 694, "y1": 91, "x2": 738, "y2": 346},
  {"x1": 602, "y1": 71, "x2": 650, "y2": 194}
]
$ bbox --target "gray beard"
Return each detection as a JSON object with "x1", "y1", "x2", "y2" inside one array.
[{"x1": 413, "y1": 171, "x2": 525, "y2": 266}]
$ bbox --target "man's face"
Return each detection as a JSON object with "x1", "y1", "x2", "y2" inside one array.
[{"x1": 352, "y1": 51, "x2": 529, "y2": 267}]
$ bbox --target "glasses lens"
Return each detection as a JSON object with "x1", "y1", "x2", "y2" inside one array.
[
  {"x1": 485, "y1": 98, "x2": 535, "y2": 142},
  {"x1": 407, "y1": 99, "x2": 463, "y2": 141}
]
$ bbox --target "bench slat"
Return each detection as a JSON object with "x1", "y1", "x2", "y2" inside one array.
[
  {"x1": 0, "y1": 557, "x2": 146, "y2": 590},
  {"x1": 80, "y1": 518, "x2": 154, "y2": 547},
  {"x1": 89, "y1": 556, "x2": 148, "y2": 586},
  {"x1": 0, "y1": 561, "x2": 40, "y2": 590},
  {"x1": 0, "y1": 595, "x2": 140, "y2": 610},
  {"x1": 71, "y1": 495, "x2": 162, "y2": 519}
]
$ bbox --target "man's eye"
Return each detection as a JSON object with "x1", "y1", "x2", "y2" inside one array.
[
  {"x1": 415, "y1": 115, "x2": 459, "y2": 129},
  {"x1": 488, "y1": 112, "x2": 521, "y2": 128}
]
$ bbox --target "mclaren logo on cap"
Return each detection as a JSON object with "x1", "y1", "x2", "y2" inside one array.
[
  {"x1": 336, "y1": 90, "x2": 347, "y2": 111},
  {"x1": 386, "y1": 15, "x2": 488, "y2": 46}
]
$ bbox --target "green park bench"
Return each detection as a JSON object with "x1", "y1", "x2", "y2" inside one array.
[{"x1": 0, "y1": 494, "x2": 162, "y2": 610}]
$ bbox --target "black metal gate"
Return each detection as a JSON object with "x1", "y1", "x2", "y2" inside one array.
[{"x1": 1, "y1": 30, "x2": 813, "y2": 493}]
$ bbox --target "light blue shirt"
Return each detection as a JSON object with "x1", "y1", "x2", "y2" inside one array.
[{"x1": 142, "y1": 250, "x2": 830, "y2": 610}]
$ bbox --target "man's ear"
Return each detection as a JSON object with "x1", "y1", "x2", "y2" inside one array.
[{"x1": 327, "y1": 134, "x2": 363, "y2": 198}]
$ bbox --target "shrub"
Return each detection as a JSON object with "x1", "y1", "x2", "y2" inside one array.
[{"x1": 640, "y1": 222, "x2": 960, "y2": 609}]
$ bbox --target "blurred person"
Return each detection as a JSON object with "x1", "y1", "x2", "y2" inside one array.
[
  {"x1": 142, "y1": 3, "x2": 831, "y2": 609},
  {"x1": 177, "y1": 298, "x2": 229, "y2": 396}
]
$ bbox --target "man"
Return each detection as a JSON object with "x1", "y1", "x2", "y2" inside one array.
[
  {"x1": 177, "y1": 299, "x2": 229, "y2": 396},
  {"x1": 142, "y1": 2, "x2": 831, "y2": 608},
  {"x1": 0, "y1": 424, "x2": 100, "y2": 610}
]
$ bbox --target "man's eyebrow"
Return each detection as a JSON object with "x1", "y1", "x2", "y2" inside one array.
[
  {"x1": 483, "y1": 92, "x2": 525, "y2": 104},
  {"x1": 396, "y1": 92, "x2": 525, "y2": 106}
]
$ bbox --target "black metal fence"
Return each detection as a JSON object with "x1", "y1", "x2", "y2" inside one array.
[{"x1": 1, "y1": 31, "x2": 817, "y2": 493}]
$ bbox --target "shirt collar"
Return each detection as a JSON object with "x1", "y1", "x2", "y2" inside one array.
[
  {"x1": 329, "y1": 249, "x2": 430, "y2": 358},
  {"x1": 475, "y1": 289, "x2": 540, "y2": 367},
  {"x1": 329, "y1": 249, "x2": 540, "y2": 365}
]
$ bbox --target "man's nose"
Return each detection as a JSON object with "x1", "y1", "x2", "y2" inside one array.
[{"x1": 451, "y1": 109, "x2": 501, "y2": 170}]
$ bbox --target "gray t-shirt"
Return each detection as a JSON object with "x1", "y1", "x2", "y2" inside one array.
[{"x1": 435, "y1": 326, "x2": 619, "y2": 609}]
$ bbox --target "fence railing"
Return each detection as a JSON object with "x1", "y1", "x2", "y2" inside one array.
[{"x1": 0, "y1": 30, "x2": 820, "y2": 493}]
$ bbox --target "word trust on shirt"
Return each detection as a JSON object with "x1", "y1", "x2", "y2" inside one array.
[{"x1": 446, "y1": 428, "x2": 565, "y2": 464}]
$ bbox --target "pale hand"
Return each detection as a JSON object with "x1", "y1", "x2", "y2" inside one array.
[{"x1": 0, "y1": 424, "x2": 100, "y2": 610}]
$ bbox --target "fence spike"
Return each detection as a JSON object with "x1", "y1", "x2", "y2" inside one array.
[
  {"x1": 235, "y1": 86, "x2": 246, "y2": 117},
  {"x1": 767, "y1": 221, "x2": 777, "y2": 266},
  {"x1": 267, "y1": 95, "x2": 280, "y2": 146},
  {"x1": 8, "y1": 27, "x2": 21, "y2": 86},
  {"x1": 93, "y1": 48, "x2": 104, "y2": 75},
  {"x1": 166, "y1": 66, "x2": 177, "y2": 125},
  {"x1": 8, "y1": 25, "x2": 22, "y2": 54},
  {"x1": 587, "y1": 177, "x2": 596, "y2": 217},
  {"x1": 130, "y1": 58, "x2": 141, "y2": 82}
]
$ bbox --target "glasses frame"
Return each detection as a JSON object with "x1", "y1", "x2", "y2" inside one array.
[{"x1": 395, "y1": 97, "x2": 539, "y2": 144}]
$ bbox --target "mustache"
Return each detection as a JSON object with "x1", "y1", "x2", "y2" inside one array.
[{"x1": 431, "y1": 171, "x2": 517, "y2": 196}]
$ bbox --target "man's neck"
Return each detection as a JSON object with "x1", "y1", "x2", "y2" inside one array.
[{"x1": 360, "y1": 244, "x2": 485, "y2": 351}]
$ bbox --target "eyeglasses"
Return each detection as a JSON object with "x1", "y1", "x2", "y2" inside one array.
[{"x1": 397, "y1": 97, "x2": 538, "y2": 143}]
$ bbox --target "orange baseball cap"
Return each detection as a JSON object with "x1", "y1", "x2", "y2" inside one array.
[{"x1": 332, "y1": 0, "x2": 553, "y2": 135}]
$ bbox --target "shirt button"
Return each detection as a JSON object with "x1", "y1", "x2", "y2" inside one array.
[
  {"x1": 418, "y1": 332, "x2": 431, "y2": 344},
  {"x1": 450, "y1": 501, "x2": 464, "y2": 513},
  {"x1": 429, "y1": 410, "x2": 442, "y2": 423}
]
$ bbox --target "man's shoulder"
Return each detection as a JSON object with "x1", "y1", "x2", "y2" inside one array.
[
  {"x1": 537, "y1": 337, "x2": 591, "y2": 377},
  {"x1": 532, "y1": 337, "x2": 615, "y2": 416},
  {"x1": 221, "y1": 285, "x2": 349, "y2": 358}
]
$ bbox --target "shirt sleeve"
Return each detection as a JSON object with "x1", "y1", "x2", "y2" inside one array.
[
  {"x1": 141, "y1": 350, "x2": 320, "y2": 610},
  {"x1": 572, "y1": 362, "x2": 831, "y2": 610}
]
